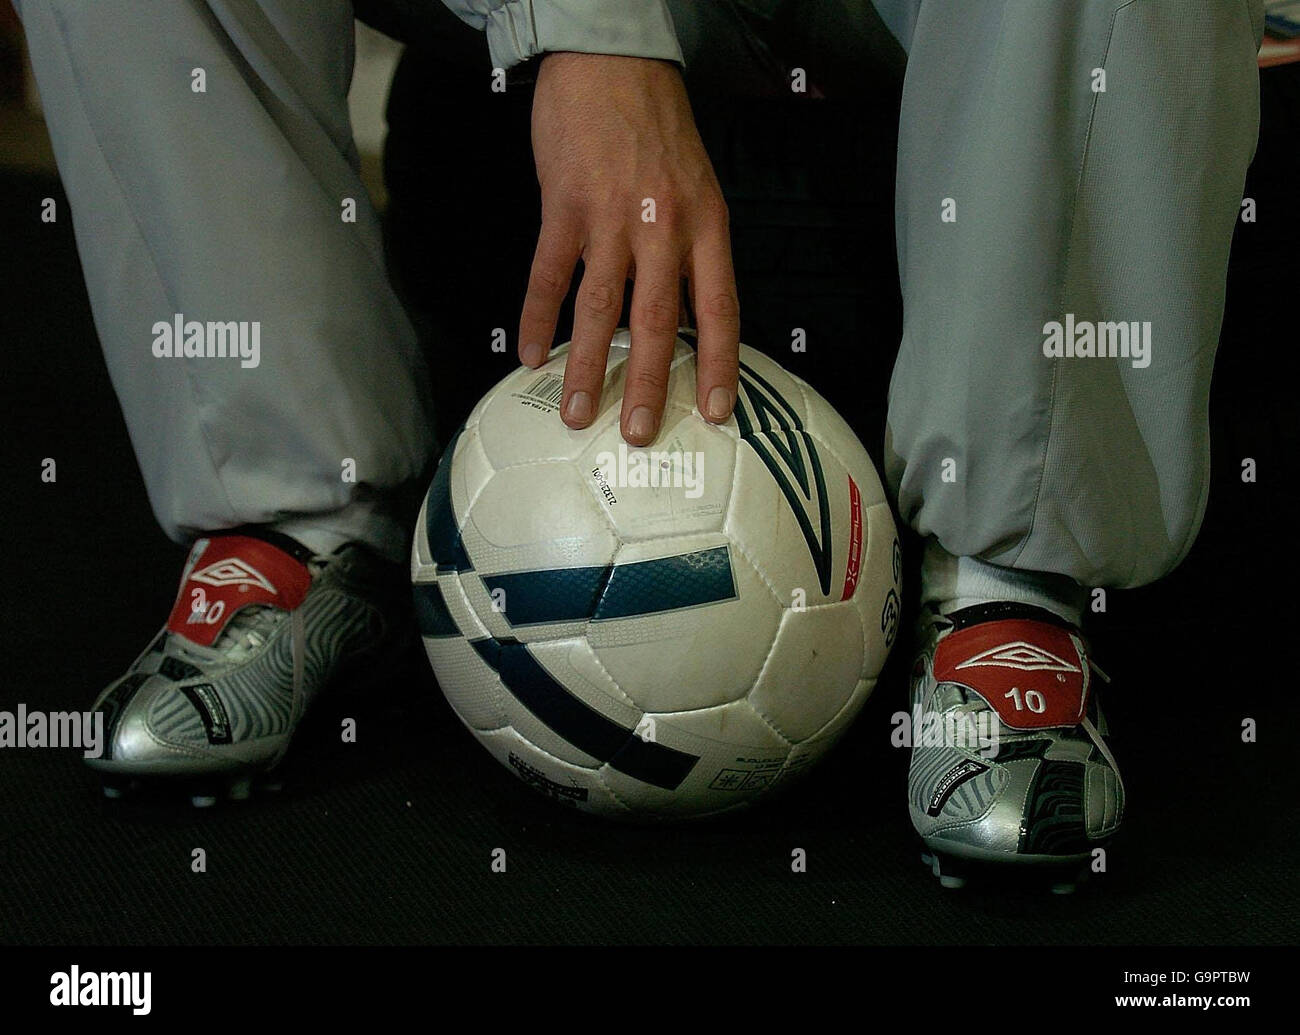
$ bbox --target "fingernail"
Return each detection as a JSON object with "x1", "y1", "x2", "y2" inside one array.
[
  {"x1": 521, "y1": 342, "x2": 545, "y2": 367},
  {"x1": 565, "y1": 391, "x2": 593, "y2": 425},
  {"x1": 705, "y1": 386, "x2": 734, "y2": 421},
  {"x1": 627, "y1": 406, "x2": 656, "y2": 442}
]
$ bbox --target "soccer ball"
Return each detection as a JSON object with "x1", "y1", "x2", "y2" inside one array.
[{"x1": 412, "y1": 330, "x2": 901, "y2": 818}]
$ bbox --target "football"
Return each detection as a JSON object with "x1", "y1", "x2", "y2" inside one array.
[{"x1": 412, "y1": 330, "x2": 901, "y2": 818}]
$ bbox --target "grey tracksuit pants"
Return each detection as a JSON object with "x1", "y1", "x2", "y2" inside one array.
[
  {"x1": 18, "y1": 0, "x2": 1262, "y2": 588},
  {"x1": 874, "y1": 0, "x2": 1263, "y2": 592}
]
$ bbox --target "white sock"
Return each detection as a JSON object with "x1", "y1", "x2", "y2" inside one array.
[{"x1": 921, "y1": 539, "x2": 1086, "y2": 626}]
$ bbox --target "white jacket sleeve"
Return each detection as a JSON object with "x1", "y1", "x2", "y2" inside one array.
[{"x1": 440, "y1": 0, "x2": 683, "y2": 69}]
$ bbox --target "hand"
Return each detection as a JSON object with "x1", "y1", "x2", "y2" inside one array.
[{"x1": 518, "y1": 52, "x2": 740, "y2": 447}]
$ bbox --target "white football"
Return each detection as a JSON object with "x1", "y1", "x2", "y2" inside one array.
[{"x1": 412, "y1": 330, "x2": 901, "y2": 819}]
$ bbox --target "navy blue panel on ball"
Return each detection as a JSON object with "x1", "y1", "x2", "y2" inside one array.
[
  {"x1": 593, "y1": 546, "x2": 736, "y2": 620},
  {"x1": 470, "y1": 637, "x2": 699, "y2": 790},
  {"x1": 478, "y1": 547, "x2": 737, "y2": 627},
  {"x1": 413, "y1": 581, "x2": 459, "y2": 638},
  {"x1": 424, "y1": 425, "x2": 473, "y2": 573},
  {"x1": 481, "y1": 564, "x2": 611, "y2": 626},
  {"x1": 607, "y1": 732, "x2": 699, "y2": 791}
]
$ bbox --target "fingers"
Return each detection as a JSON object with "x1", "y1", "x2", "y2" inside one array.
[
  {"x1": 562, "y1": 242, "x2": 629, "y2": 430},
  {"x1": 523, "y1": 52, "x2": 739, "y2": 441},
  {"x1": 689, "y1": 225, "x2": 741, "y2": 424},
  {"x1": 523, "y1": 217, "x2": 738, "y2": 440},
  {"x1": 518, "y1": 218, "x2": 581, "y2": 369},
  {"x1": 622, "y1": 248, "x2": 685, "y2": 445}
]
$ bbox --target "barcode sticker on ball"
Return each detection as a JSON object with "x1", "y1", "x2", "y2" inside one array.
[{"x1": 513, "y1": 373, "x2": 565, "y2": 412}]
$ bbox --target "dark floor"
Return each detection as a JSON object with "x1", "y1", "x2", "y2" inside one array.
[{"x1": 2, "y1": 60, "x2": 1298, "y2": 945}]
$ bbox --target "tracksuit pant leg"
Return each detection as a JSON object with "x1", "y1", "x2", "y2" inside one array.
[
  {"x1": 871, "y1": 0, "x2": 1263, "y2": 607},
  {"x1": 17, "y1": 0, "x2": 435, "y2": 562}
]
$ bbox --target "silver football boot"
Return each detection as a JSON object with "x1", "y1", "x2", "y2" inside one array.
[
  {"x1": 907, "y1": 601, "x2": 1124, "y2": 892},
  {"x1": 87, "y1": 530, "x2": 408, "y2": 805}
]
